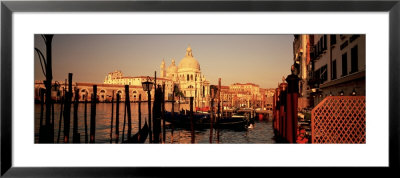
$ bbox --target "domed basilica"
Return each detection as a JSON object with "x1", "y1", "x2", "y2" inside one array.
[{"x1": 160, "y1": 45, "x2": 210, "y2": 106}]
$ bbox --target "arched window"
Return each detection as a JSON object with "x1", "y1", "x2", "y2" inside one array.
[
  {"x1": 191, "y1": 74, "x2": 193, "y2": 81},
  {"x1": 187, "y1": 74, "x2": 189, "y2": 81}
]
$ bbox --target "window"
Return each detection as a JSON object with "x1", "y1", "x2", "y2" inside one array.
[
  {"x1": 191, "y1": 74, "x2": 193, "y2": 81},
  {"x1": 350, "y1": 35, "x2": 360, "y2": 43},
  {"x1": 342, "y1": 53, "x2": 348, "y2": 76},
  {"x1": 320, "y1": 65, "x2": 328, "y2": 83},
  {"x1": 340, "y1": 41, "x2": 348, "y2": 50},
  {"x1": 351, "y1": 45, "x2": 358, "y2": 73},
  {"x1": 330, "y1": 35, "x2": 336, "y2": 45},
  {"x1": 332, "y1": 60, "x2": 337, "y2": 80},
  {"x1": 187, "y1": 74, "x2": 189, "y2": 81}
]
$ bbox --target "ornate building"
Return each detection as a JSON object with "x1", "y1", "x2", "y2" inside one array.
[
  {"x1": 161, "y1": 45, "x2": 211, "y2": 107},
  {"x1": 102, "y1": 45, "x2": 211, "y2": 107}
]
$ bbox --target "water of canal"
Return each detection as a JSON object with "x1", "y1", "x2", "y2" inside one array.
[{"x1": 35, "y1": 103, "x2": 276, "y2": 143}]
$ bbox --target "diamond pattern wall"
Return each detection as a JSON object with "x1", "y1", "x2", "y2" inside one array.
[{"x1": 311, "y1": 96, "x2": 366, "y2": 144}]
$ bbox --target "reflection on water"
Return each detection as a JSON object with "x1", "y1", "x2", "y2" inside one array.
[{"x1": 35, "y1": 103, "x2": 275, "y2": 143}]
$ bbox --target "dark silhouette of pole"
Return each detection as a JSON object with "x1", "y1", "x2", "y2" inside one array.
[
  {"x1": 125, "y1": 85, "x2": 132, "y2": 139},
  {"x1": 73, "y1": 88, "x2": 80, "y2": 143},
  {"x1": 57, "y1": 88, "x2": 64, "y2": 143},
  {"x1": 51, "y1": 97, "x2": 55, "y2": 142},
  {"x1": 38, "y1": 89, "x2": 45, "y2": 143},
  {"x1": 152, "y1": 71, "x2": 156, "y2": 143},
  {"x1": 138, "y1": 94, "x2": 142, "y2": 132},
  {"x1": 90, "y1": 85, "x2": 97, "y2": 143},
  {"x1": 217, "y1": 78, "x2": 221, "y2": 143},
  {"x1": 148, "y1": 90, "x2": 152, "y2": 143},
  {"x1": 115, "y1": 93, "x2": 120, "y2": 143},
  {"x1": 171, "y1": 87, "x2": 175, "y2": 143},
  {"x1": 110, "y1": 91, "x2": 114, "y2": 143},
  {"x1": 44, "y1": 35, "x2": 54, "y2": 143},
  {"x1": 190, "y1": 97, "x2": 195, "y2": 143},
  {"x1": 63, "y1": 73, "x2": 73, "y2": 143},
  {"x1": 122, "y1": 98, "x2": 127, "y2": 142},
  {"x1": 209, "y1": 89, "x2": 215, "y2": 143},
  {"x1": 218, "y1": 78, "x2": 221, "y2": 122},
  {"x1": 84, "y1": 93, "x2": 88, "y2": 143},
  {"x1": 162, "y1": 83, "x2": 166, "y2": 143}
]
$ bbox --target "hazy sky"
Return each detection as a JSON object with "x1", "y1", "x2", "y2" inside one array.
[{"x1": 34, "y1": 34, "x2": 294, "y2": 88}]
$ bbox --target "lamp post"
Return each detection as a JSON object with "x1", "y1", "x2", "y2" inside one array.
[{"x1": 142, "y1": 76, "x2": 153, "y2": 143}]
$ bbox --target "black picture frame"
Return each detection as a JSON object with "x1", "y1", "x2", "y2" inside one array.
[{"x1": 1, "y1": 0, "x2": 399, "y2": 177}]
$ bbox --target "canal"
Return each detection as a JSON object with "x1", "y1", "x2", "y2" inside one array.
[{"x1": 35, "y1": 103, "x2": 276, "y2": 143}]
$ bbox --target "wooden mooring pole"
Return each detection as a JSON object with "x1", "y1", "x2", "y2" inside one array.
[
  {"x1": 148, "y1": 90, "x2": 152, "y2": 143},
  {"x1": 51, "y1": 98, "x2": 55, "y2": 142},
  {"x1": 138, "y1": 94, "x2": 142, "y2": 132},
  {"x1": 73, "y1": 88, "x2": 80, "y2": 143},
  {"x1": 90, "y1": 85, "x2": 97, "y2": 143},
  {"x1": 122, "y1": 97, "x2": 127, "y2": 142},
  {"x1": 125, "y1": 85, "x2": 132, "y2": 139},
  {"x1": 217, "y1": 78, "x2": 221, "y2": 143},
  {"x1": 63, "y1": 73, "x2": 73, "y2": 143},
  {"x1": 39, "y1": 89, "x2": 45, "y2": 143},
  {"x1": 109, "y1": 91, "x2": 114, "y2": 143},
  {"x1": 170, "y1": 87, "x2": 175, "y2": 143},
  {"x1": 190, "y1": 97, "x2": 195, "y2": 143},
  {"x1": 84, "y1": 93, "x2": 88, "y2": 143},
  {"x1": 209, "y1": 89, "x2": 214, "y2": 143},
  {"x1": 115, "y1": 93, "x2": 120, "y2": 143},
  {"x1": 162, "y1": 83, "x2": 166, "y2": 144},
  {"x1": 57, "y1": 88, "x2": 64, "y2": 143}
]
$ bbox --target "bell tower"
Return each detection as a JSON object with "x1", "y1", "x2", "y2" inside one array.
[{"x1": 160, "y1": 58, "x2": 166, "y2": 77}]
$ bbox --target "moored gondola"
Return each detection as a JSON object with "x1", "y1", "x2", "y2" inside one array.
[
  {"x1": 164, "y1": 111, "x2": 249, "y2": 130},
  {"x1": 122, "y1": 122, "x2": 149, "y2": 143}
]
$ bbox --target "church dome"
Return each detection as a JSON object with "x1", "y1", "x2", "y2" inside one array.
[
  {"x1": 178, "y1": 45, "x2": 200, "y2": 71},
  {"x1": 167, "y1": 58, "x2": 178, "y2": 73}
]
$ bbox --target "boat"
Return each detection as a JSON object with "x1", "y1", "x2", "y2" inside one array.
[
  {"x1": 164, "y1": 111, "x2": 249, "y2": 130},
  {"x1": 215, "y1": 113, "x2": 249, "y2": 130},
  {"x1": 122, "y1": 122, "x2": 149, "y2": 143}
]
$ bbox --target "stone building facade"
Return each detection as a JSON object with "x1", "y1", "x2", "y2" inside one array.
[
  {"x1": 160, "y1": 46, "x2": 211, "y2": 107},
  {"x1": 308, "y1": 34, "x2": 366, "y2": 106}
]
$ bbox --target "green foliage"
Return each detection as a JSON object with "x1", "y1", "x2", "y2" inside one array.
[{"x1": 173, "y1": 84, "x2": 185, "y2": 98}]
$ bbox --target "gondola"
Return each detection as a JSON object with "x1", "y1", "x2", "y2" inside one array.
[
  {"x1": 122, "y1": 122, "x2": 149, "y2": 143},
  {"x1": 164, "y1": 111, "x2": 249, "y2": 130}
]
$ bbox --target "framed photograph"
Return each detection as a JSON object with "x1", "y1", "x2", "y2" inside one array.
[{"x1": 1, "y1": 0, "x2": 399, "y2": 177}]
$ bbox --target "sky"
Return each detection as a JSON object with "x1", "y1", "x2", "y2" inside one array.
[{"x1": 34, "y1": 34, "x2": 294, "y2": 88}]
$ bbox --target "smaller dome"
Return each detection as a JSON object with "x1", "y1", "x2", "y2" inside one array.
[{"x1": 167, "y1": 58, "x2": 178, "y2": 73}]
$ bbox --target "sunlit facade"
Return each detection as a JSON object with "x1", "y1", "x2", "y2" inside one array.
[{"x1": 161, "y1": 46, "x2": 211, "y2": 107}]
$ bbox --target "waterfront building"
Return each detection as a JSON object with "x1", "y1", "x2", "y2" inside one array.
[
  {"x1": 293, "y1": 35, "x2": 313, "y2": 109},
  {"x1": 35, "y1": 80, "x2": 146, "y2": 102},
  {"x1": 103, "y1": 70, "x2": 174, "y2": 100},
  {"x1": 216, "y1": 82, "x2": 274, "y2": 110},
  {"x1": 307, "y1": 34, "x2": 366, "y2": 106}
]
